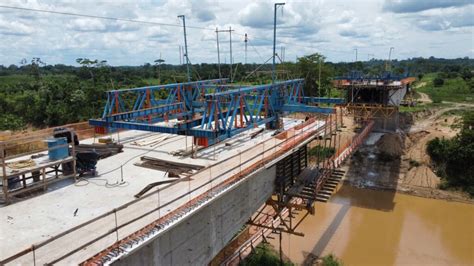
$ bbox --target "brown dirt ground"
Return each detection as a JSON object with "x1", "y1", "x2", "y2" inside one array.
[
  {"x1": 342, "y1": 106, "x2": 473, "y2": 203},
  {"x1": 401, "y1": 111, "x2": 460, "y2": 189}
]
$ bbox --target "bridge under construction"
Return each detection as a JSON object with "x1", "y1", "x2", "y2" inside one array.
[{"x1": 0, "y1": 74, "x2": 411, "y2": 265}]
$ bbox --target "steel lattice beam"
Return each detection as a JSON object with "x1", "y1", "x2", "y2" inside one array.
[{"x1": 90, "y1": 78, "x2": 346, "y2": 146}]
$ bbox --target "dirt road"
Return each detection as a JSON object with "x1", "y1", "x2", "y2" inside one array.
[
  {"x1": 401, "y1": 93, "x2": 473, "y2": 200},
  {"x1": 417, "y1": 91, "x2": 432, "y2": 103},
  {"x1": 342, "y1": 91, "x2": 473, "y2": 202}
]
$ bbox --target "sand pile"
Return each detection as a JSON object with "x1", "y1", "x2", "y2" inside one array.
[{"x1": 376, "y1": 133, "x2": 403, "y2": 159}]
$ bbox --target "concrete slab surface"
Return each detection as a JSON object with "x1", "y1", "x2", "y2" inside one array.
[{"x1": 0, "y1": 117, "x2": 325, "y2": 264}]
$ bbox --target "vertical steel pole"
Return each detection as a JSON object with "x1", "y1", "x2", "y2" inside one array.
[
  {"x1": 229, "y1": 26, "x2": 233, "y2": 82},
  {"x1": 272, "y1": 3, "x2": 285, "y2": 84},
  {"x1": 273, "y1": 4, "x2": 276, "y2": 84},
  {"x1": 1, "y1": 142, "x2": 8, "y2": 204},
  {"x1": 279, "y1": 231, "x2": 283, "y2": 265},
  {"x1": 387, "y1": 47, "x2": 395, "y2": 71},
  {"x1": 216, "y1": 28, "x2": 221, "y2": 79},
  {"x1": 244, "y1": 33, "x2": 248, "y2": 65},
  {"x1": 178, "y1": 15, "x2": 190, "y2": 82},
  {"x1": 318, "y1": 58, "x2": 321, "y2": 96}
]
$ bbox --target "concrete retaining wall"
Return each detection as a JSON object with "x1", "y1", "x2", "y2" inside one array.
[{"x1": 113, "y1": 166, "x2": 276, "y2": 266}]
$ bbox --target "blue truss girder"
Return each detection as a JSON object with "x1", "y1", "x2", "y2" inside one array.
[
  {"x1": 281, "y1": 104, "x2": 335, "y2": 114},
  {"x1": 104, "y1": 103, "x2": 184, "y2": 122},
  {"x1": 91, "y1": 78, "x2": 345, "y2": 145},
  {"x1": 301, "y1": 97, "x2": 345, "y2": 104},
  {"x1": 208, "y1": 79, "x2": 303, "y2": 97},
  {"x1": 101, "y1": 79, "x2": 228, "y2": 118}
]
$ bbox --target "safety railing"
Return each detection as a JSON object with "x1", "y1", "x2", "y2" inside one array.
[
  {"x1": 1, "y1": 116, "x2": 334, "y2": 265},
  {"x1": 220, "y1": 120, "x2": 375, "y2": 265}
]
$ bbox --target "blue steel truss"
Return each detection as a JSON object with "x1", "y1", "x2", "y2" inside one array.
[
  {"x1": 334, "y1": 70, "x2": 409, "y2": 82},
  {"x1": 89, "y1": 78, "x2": 345, "y2": 146}
]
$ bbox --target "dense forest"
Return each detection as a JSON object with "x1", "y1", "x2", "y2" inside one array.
[{"x1": 0, "y1": 55, "x2": 473, "y2": 130}]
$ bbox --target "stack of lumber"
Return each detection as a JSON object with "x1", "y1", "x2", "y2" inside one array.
[
  {"x1": 131, "y1": 134, "x2": 168, "y2": 147},
  {"x1": 135, "y1": 156, "x2": 204, "y2": 177}
]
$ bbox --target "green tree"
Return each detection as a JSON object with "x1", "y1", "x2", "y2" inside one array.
[
  {"x1": 433, "y1": 77, "x2": 444, "y2": 87},
  {"x1": 240, "y1": 243, "x2": 293, "y2": 266},
  {"x1": 154, "y1": 58, "x2": 165, "y2": 83},
  {"x1": 76, "y1": 58, "x2": 108, "y2": 86},
  {"x1": 427, "y1": 111, "x2": 474, "y2": 195},
  {"x1": 461, "y1": 67, "x2": 472, "y2": 81},
  {"x1": 322, "y1": 254, "x2": 343, "y2": 266},
  {"x1": 0, "y1": 114, "x2": 26, "y2": 131},
  {"x1": 297, "y1": 53, "x2": 333, "y2": 97}
]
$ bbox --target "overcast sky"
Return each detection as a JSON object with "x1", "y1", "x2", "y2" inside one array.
[{"x1": 0, "y1": 0, "x2": 473, "y2": 66}]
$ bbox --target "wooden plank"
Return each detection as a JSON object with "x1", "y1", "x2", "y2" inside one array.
[{"x1": 140, "y1": 156, "x2": 204, "y2": 170}]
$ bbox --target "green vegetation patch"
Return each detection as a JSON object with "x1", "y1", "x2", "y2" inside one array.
[
  {"x1": 417, "y1": 72, "x2": 474, "y2": 103},
  {"x1": 240, "y1": 243, "x2": 293, "y2": 266},
  {"x1": 441, "y1": 108, "x2": 474, "y2": 117},
  {"x1": 321, "y1": 253, "x2": 343, "y2": 266},
  {"x1": 427, "y1": 111, "x2": 474, "y2": 196},
  {"x1": 308, "y1": 145, "x2": 336, "y2": 159},
  {"x1": 399, "y1": 102, "x2": 450, "y2": 113}
]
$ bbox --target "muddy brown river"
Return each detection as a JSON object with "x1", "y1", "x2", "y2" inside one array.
[{"x1": 270, "y1": 185, "x2": 474, "y2": 265}]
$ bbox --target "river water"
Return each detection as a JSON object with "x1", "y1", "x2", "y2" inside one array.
[{"x1": 270, "y1": 185, "x2": 474, "y2": 265}]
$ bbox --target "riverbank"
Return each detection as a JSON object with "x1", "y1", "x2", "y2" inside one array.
[
  {"x1": 269, "y1": 185, "x2": 474, "y2": 265},
  {"x1": 341, "y1": 103, "x2": 474, "y2": 204}
]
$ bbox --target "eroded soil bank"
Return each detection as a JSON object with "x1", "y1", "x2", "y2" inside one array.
[
  {"x1": 269, "y1": 107, "x2": 474, "y2": 265},
  {"x1": 342, "y1": 106, "x2": 473, "y2": 203}
]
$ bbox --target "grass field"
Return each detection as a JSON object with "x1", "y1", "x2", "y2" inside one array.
[
  {"x1": 415, "y1": 73, "x2": 474, "y2": 103},
  {"x1": 399, "y1": 102, "x2": 452, "y2": 113}
]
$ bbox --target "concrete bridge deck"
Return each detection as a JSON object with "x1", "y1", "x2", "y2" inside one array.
[{"x1": 0, "y1": 117, "x2": 328, "y2": 265}]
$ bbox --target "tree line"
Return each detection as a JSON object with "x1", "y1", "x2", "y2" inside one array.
[{"x1": 0, "y1": 55, "x2": 472, "y2": 130}]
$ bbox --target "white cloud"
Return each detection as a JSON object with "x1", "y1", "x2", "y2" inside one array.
[
  {"x1": 0, "y1": 17, "x2": 34, "y2": 36},
  {"x1": 413, "y1": 6, "x2": 474, "y2": 31},
  {"x1": 67, "y1": 18, "x2": 107, "y2": 32},
  {"x1": 383, "y1": 0, "x2": 471, "y2": 13},
  {"x1": 0, "y1": 0, "x2": 472, "y2": 66}
]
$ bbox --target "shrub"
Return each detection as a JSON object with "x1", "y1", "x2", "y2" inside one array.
[
  {"x1": 308, "y1": 145, "x2": 335, "y2": 159},
  {"x1": 240, "y1": 243, "x2": 293, "y2": 266},
  {"x1": 322, "y1": 254, "x2": 343, "y2": 266},
  {"x1": 427, "y1": 111, "x2": 474, "y2": 196},
  {"x1": 426, "y1": 137, "x2": 451, "y2": 163},
  {"x1": 0, "y1": 114, "x2": 26, "y2": 131},
  {"x1": 433, "y1": 77, "x2": 444, "y2": 87},
  {"x1": 409, "y1": 159, "x2": 421, "y2": 168}
]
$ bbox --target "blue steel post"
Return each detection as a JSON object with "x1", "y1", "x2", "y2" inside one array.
[{"x1": 178, "y1": 15, "x2": 190, "y2": 82}]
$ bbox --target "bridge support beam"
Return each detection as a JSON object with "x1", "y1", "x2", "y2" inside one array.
[{"x1": 112, "y1": 166, "x2": 276, "y2": 266}]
